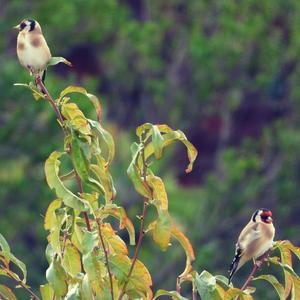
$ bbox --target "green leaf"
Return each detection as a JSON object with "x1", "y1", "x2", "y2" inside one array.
[
  {"x1": 14, "y1": 82, "x2": 45, "y2": 100},
  {"x1": 195, "y1": 270, "x2": 220, "y2": 300},
  {"x1": 81, "y1": 230, "x2": 99, "y2": 254},
  {"x1": 148, "y1": 210, "x2": 172, "y2": 251},
  {"x1": 59, "y1": 86, "x2": 102, "y2": 123},
  {"x1": 0, "y1": 284, "x2": 17, "y2": 300},
  {"x1": 44, "y1": 199, "x2": 62, "y2": 230},
  {"x1": 46, "y1": 257, "x2": 68, "y2": 297},
  {"x1": 127, "y1": 143, "x2": 151, "y2": 198},
  {"x1": 171, "y1": 225, "x2": 195, "y2": 278},
  {"x1": 253, "y1": 275, "x2": 285, "y2": 300},
  {"x1": 153, "y1": 289, "x2": 189, "y2": 300},
  {"x1": 40, "y1": 283, "x2": 54, "y2": 300},
  {"x1": 97, "y1": 204, "x2": 135, "y2": 245},
  {"x1": 89, "y1": 119, "x2": 115, "y2": 165},
  {"x1": 81, "y1": 274, "x2": 94, "y2": 300},
  {"x1": 71, "y1": 134, "x2": 105, "y2": 195},
  {"x1": 62, "y1": 243, "x2": 81, "y2": 277},
  {"x1": 148, "y1": 175, "x2": 168, "y2": 211},
  {"x1": 152, "y1": 125, "x2": 164, "y2": 159},
  {"x1": 224, "y1": 288, "x2": 253, "y2": 300},
  {"x1": 65, "y1": 284, "x2": 81, "y2": 300},
  {"x1": 143, "y1": 126, "x2": 198, "y2": 173},
  {"x1": 45, "y1": 151, "x2": 90, "y2": 211},
  {"x1": 47, "y1": 56, "x2": 72, "y2": 67},
  {"x1": 0, "y1": 233, "x2": 27, "y2": 283}
]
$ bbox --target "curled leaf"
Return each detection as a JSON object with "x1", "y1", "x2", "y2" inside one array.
[{"x1": 47, "y1": 57, "x2": 72, "y2": 67}]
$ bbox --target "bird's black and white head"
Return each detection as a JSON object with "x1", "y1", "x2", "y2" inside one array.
[
  {"x1": 252, "y1": 208, "x2": 273, "y2": 224},
  {"x1": 14, "y1": 19, "x2": 41, "y2": 33}
]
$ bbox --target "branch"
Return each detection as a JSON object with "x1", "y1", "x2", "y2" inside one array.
[
  {"x1": 118, "y1": 136, "x2": 150, "y2": 300},
  {"x1": 237, "y1": 249, "x2": 272, "y2": 299},
  {"x1": 34, "y1": 74, "x2": 92, "y2": 233},
  {"x1": 96, "y1": 218, "x2": 114, "y2": 300}
]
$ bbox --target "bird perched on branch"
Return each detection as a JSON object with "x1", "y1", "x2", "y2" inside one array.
[
  {"x1": 228, "y1": 208, "x2": 275, "y2": 284},
  {"x1": 14, "y1": 19, "x2": 51, "y2": 83}
]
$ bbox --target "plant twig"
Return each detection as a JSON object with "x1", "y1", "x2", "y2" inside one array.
[
  {"x1": 118, "y1": 136, "x2": 150, "y2": 300},
  {"x1": 6, "y1": 270, "x2": 41, "y2": 300},
  {"x1": 237, "y1": 249, "x2": 272, "y2": 299},
  {"x1": 96, "y1": 219, "x2": 114, "y2": 300},
  {"x1": 35, "y1": 74, "x2": 92, "y2": 233}
]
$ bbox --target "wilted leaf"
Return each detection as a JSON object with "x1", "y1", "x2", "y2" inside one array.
[
  {"x1": 0, "y1": 284, "x2": 17, "y2": 300},
  {"x1": 253, "y1": 275, "x2": 285, "y2": 300},
  {"x1": 44, "y1": 199, "x2": 62, "y2": 230},
  {"x1": 97, "y1": 204, "x2": 135, "y2": 245},
  {"x1": 45, "y1": 151, "x2": 90, "y2": 211},
  {"x1": 153, "y1": 289, "x2": 189, "y2": 300},
  {"x1": 171, "y1": 225, "x2": 195, "y2": 278},
  {"x1": 65, "y1": 283, "x2": 81, "y2": 300},
  {"x1": 147, "y1": 175, "x2": 168, "y2": 211},
  {"x1": 14, "y1": 82, "x2": 45, "y2": 100},
  {"x1": 46, "y1": 257, "x2": 68, "y2": 297},
  {"x1": 100, "y1": 223, "x2": 128, "y2": 255},
  {"x1": 47, "y1": 56, "x2": 72, "y2": 67}
]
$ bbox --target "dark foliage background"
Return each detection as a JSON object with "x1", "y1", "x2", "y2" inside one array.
[{"x1": 1, "y1": 0, "x2": 300, "y2": 298}]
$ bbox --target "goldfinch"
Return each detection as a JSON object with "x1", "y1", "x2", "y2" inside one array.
[
  {"x1": 228, "y1": 208, "x2": 275, "y2": 283},
  {"x1": 14, "y1": 19, "x2": 51, "y2": 82}
]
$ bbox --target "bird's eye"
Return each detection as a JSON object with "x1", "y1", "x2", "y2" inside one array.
[{"x1": 20, "y1": 22, "x2": 26, "y2": 31}]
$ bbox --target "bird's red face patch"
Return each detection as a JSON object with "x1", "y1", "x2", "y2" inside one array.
[{"x1": 261, "y1": 210, "x2": 273, "y2": 224}]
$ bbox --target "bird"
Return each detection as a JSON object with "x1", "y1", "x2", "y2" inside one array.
[
  {"x1": 228, "y1": 208, "x2": 275, "y2": 284},
  {"x1": 14, "y1": 19, "x2": 51, "y2": 83}
]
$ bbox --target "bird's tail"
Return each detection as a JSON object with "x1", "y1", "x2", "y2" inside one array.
[
  {"x1": 41, "y1": 69, "x2": 46, "y2": 84},
  {"x1": 228, "y1": 247, "x2": 242, "y2": 284}
]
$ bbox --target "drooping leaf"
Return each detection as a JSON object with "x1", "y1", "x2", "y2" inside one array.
[
  {"x1": 97, "y1": 204, "x2": 135, "y2": 245},
  {"x1": 46, "y1": 257, "x2": 68, "y2": 297},
  {"x1": 81, "y1": 230, "x2": 98, "y2": 254},
  {"x1": 148, "y1": 210, "x2": 172, "y2": 251},
  {"x1": 253, "y1": 275, "x2": 285, "y2": 300},
  {"x1": 14, "y1": 82, "x2": 45, "y2": 100},
  {"x1": 153, "y1": 289, "x2": 189, "y2": 300},
  {"x1": 171, "y1": 225, "x2": 195, "y2": 278},
  {"x1": 40, "y1": 283, "x2": 54, "y2": 300},
  {"x1": 127, "y1": 142, "x2": 151, "y2": 198},
  {"x1": 71, "y1": 134, "x2": 105, "y2": 195},
  {"x1": 62, "y1": 243, "x2": 81, "y2": 277},
  {"x1": 147, "y1": 175, "x2": 168, "y2": 211},
  {"x1": 44, "y1": 199, "x2": 62, "y2": 230},
  {"x1": 47, "y1": 56, "x2": 72, "y2": 67},
  {"x1": 89, "y1": 119, "x2": 115, "y2": 165},
  {"x1": 152, "y1": 125, "x2": 164, "y2": 159},
  {"x1": 0, "y1": 284, "x2": 17, "y2": 300},
  {"x1": 141, "y1": 124, "x2": 198, "y2": 173},
  {"x1": 45, "y1": 151, "x2": 90, "y2": 211},
  {"x1": 81, "y1": 274, "x2": 94, "y2": 300},
  {"x1": 0, "y1": 233, "x2": 27, "y2": 283}
]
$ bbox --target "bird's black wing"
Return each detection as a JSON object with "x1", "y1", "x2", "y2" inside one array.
[{"x1": 228, "y1": 246, "x2": 242, "y2": 284}]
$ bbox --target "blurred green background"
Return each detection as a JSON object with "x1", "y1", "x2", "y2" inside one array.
[{"x1": 1, "y1": 0, "x2": 300, "y2": 298}]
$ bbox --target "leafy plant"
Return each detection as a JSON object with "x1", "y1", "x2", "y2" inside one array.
[{"x1": 1, "y1": 59, "x2": 300, "y2": 299}]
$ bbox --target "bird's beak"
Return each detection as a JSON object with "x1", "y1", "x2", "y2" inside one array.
[
  {"x1": 13, "y1": 24, "x2": 20, "y2": 31},
  {"x1": 267, "y1": 216, "x2": 273, "y2": 222}
]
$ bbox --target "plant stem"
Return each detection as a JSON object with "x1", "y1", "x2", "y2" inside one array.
[
  {"x1": 118, "y1": 137, "x2": 150, "y2": 300},
  {"x1": 96, "y1": 219, "x2": 115, "y2": 300},
  {"x1": 35, "y1": 74, "x2": 92, "y2": 232},
  {"x1": 237, "y1": 249, "x2": 272, "y2": 299},
  {"x1": 6, "y1": 270, "x2": 41, "y2": 300}
]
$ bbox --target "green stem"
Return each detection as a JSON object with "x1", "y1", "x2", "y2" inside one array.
[{"x1": 118, "y1": 135, "x2": 150, "y2": 300}]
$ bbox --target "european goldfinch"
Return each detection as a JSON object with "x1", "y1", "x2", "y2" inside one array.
[
  {"x1": 14, "y1": 19, "x2": 51, "y2": 82},
  {"x1": 228, "y1": 208, "x2": 275, "y2": 283}
]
